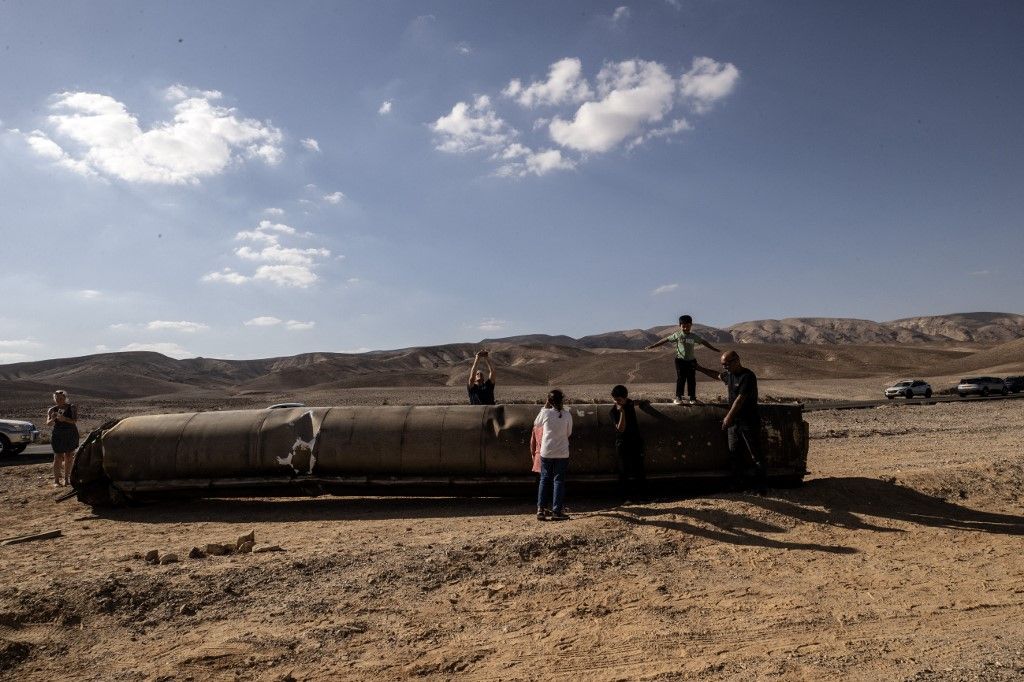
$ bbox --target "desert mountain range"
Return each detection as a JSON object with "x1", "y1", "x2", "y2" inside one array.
[
  {"x1": 488, "y1": 311, "x2": 1024, "y2": 348},
  {"x1": 1, "y1": 313, "x2": 1021, "y2": 401}
]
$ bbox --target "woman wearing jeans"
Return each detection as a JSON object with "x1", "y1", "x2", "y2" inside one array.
[{"x1": 533, "y1": 389, "x2": 573, "y2": 521}]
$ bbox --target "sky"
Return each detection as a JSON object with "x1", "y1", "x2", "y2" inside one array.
[{"x1": 1, "y1": 0, "x2": 1022, "y2": 363}]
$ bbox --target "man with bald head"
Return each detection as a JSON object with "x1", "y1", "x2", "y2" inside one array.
[{"x1": 698, "y1": 350, "x2": 765, "y2": 492}]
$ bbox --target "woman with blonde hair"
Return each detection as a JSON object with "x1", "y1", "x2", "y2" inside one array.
[
  {"x1": 46, "y1": 390, "x2": 79, "y2": 486},
  {"x1": 533, "y1": 389, "x2": 572, "y2": 521}
]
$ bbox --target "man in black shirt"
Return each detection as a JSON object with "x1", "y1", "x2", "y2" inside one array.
[
  {"x1": 467, "y1": 350, "x2": 496, "y2": 405},
  {"x1": 610, "y1": 384, "x2": 646, "y2": 502},
  {"x1": 699, "y1": 351, "x2": 765, "y2": 492}
]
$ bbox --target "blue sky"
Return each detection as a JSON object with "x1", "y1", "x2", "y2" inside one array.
[{"x1": 1, "y1": 1, "x2": 1022, "y2": 362}]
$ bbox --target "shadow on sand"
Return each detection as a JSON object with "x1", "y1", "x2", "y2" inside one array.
[
  {"x1": 0, "y1": 452, "x2": 52, "y2": 468},
  {"x1": 91, "y1": 477, "x2": 1024, "y2": 553}
]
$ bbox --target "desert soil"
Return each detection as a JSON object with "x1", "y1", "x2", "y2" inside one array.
[{"x1": 2, "y1": 398, "x2": 1023, "y2": 681}]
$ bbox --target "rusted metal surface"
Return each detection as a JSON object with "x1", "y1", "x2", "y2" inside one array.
[{"x1": 71, "y1": 404, "x2": 808, "y2": 505}]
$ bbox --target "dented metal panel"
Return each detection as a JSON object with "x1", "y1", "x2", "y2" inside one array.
[{"x1": 71, "y1": 403, "x2": 809, "y2": 506}]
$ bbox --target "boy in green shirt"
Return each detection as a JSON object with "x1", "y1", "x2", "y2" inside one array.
[{"x1": 646, "y1": 315, "x2": 722, "y2": 404}]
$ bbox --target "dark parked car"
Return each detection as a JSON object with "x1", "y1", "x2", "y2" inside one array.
[
  {"x1": 1004, "y1": 376, "x2": 1024, "y2": 394},
  {"x1": 957, "y1": 377, "x2": 1007, "y2": 397}
]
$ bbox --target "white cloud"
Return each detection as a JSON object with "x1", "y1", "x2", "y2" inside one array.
[
  {"x1": 257, "y1": 220, "x2": 296, "y2": 235},
  {"x1": 0, "y1": 338, "x2": 40, "y2": 348},
  {"x1": 145, "y1": 320, "x2": 209, "y2": 333},
  {"x1": 300, "y1": 137, "x2": 321, "y2": 152},
  {"x1": 108, "y1": 323, "x2": 134, "y2": 331},
  {"x1": 94, "y1": 345, "x2": 109, "y2": 352},
  {"x1": 323, "y1": 191, "x2": 345, "y2": 204},
  {"x1": 525, "y1": 149, "x2": 575, "y2": 175},
  {"x1": 628, "y1": 117, "x2": 693, "y2": 149},
  {"x1": 431, "y1": 95, "x2": 514, "y2": 153},
  {"x1": 679, "y1": 57, "x2": 740, "y2": 113},
  {"x1": 236, "y1": 243, "x2": 329, "y2": 266},
  {"x1": 202, "y1": 268, "x2": 250, "y2": 285},
  {"x1": 346, "y1": 277, "x2": 361, "y2": 284},
  {"x1": 244, "y1": 316, "x2": 282, "y2": 327},
  {"x1": 478, "y1": 318, "x2": 508, "y2": 332},
  {"x1": 378, "y1": 100, "x2": 393, "y2": 115},
  {"x1": 652, "y1": 283, "x2": 679, "y2": 295},
  {"x1": 496, "y1": 146, "x2": 575, "y2": 177},
  {"x1": 0, "y1": 352, "x2": 30, "y2": 364},
  {"x1": 648, "y1": 118, "x2": 692, "y2": 138},
  {"x1": 253, "y1": 264, "x2": 318, "y2": 288},
  {"x1": 120, "y1": 342, "x2": 193, "y2": 359},
  {"x1": 25, "y1": 85, "x2": 283, "y2": 184},
  {"x1": 503, "y1": 58, "x2": 593, "y2": 108},
  {"x1": 285, "y1": 320, "x2": 315, "y2": 331},
  {"x1": 550, "y1": 60, "x2": 676, "y2": 153},
  {"x1": 611, "y1": 6, "x2": 631, "y2": 24},
  {"x1": 432, "y1": 55, "x2": 738, "y2": 175},
  {"x1": 264, "y1": 207, "x2": 285, "y2": 216},
  {"x1": 74, "y1": 289, "x2": 102, "y2": 300},
  {"x1": 215, "y1": 220, "x2": 329, "y2": 288}
]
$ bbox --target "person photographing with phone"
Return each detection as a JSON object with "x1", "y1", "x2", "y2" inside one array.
[{"x1": 467, "y1": 349, "x2": 497, "y2": 405}]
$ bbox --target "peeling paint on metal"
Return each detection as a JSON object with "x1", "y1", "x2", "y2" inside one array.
[{"x1": 275, "y1": 410, "x2": 320, "y2": 475}]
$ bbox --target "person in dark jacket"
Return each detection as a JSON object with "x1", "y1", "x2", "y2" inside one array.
[
  {"x1": 610, "y1": 384, "x2": 646, "y2": 502},
  {"x1": 698, "y1": 351, "x2": 765, "y2": 493}
]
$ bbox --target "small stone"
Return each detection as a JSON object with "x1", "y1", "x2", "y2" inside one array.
[
  {"x1": 145, "y1": 549, "x2": 159, "y2": 563},
  {"x1": 178, "y1": 604, "x2": 195, "y2": 616},
  {"x1": 159, "y1": 553, "x2": 179, "y2": 565},
  {"x1": 188, "y1": 546, "x2": 206, "y2": 559},
  {"x1": 205, "y1": 543, "x2": 229, "y2": 556},
  {"x1": 253, "y1": 544, "x2": 283, "y2": 554},
  {"x1": 236, "y1": 530, "x2": 255, "y2": 548},
  {"x1": 237, "y1": 541, "x2": 254, "y2": 554}
]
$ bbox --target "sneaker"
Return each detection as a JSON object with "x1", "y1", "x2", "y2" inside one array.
[
  {"x1": 688, "y1": 398, "x2": 698, "y2": 405},
  {"x1": 536, "y1": 509, "x2": 549, "y2": 521},
  {"x1": 550, "y1": 510, "x2": 570, "y2": 521},
  {"x1": 672, "y1": 397, "x2": 683, "y2": 405}
]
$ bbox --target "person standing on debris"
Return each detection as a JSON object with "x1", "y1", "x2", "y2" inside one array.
[
  {"x1": 697, "y1": 351, "x2": 765, "y2": 493},
  {"x1": 467, "y1": 349, "x2": 497, "y2": 405},
  {"x1": 46, "y1": 390, "x2": 79, "y2": 487},
  {"x1": 646, "y1": 315, "x2": 721, "y2": 404},
  {"x1": 534, "y1": 389, "x2": 572, "y2": 521},
  {"x1": 610, "y1": 385, "x2": 647, "y2": 503}
]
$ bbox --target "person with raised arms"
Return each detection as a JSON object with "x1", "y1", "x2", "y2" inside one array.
[{"x1": 646, "y1": 315, "x2": 721, "y2": 404}]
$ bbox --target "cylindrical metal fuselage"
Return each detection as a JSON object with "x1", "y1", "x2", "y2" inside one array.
[{"x1": 72, "y1": 404, "x2": 808, "y2": 503}]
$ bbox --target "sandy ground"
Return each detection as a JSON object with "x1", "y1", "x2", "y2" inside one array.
[{"x1": 2, "y1": 398, "x2": 1024, "y2": 681}]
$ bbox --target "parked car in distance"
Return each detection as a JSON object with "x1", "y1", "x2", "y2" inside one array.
[
  {"x1": 957, "y1": 377, "x2": 1007, "y2": 397},
  {"x1": 1004, "y1": 376, "x2": 1024, "y2": 394},
  {"x1": 885, "y1": 380, "x2": 932, "y2": 399},
  {"x1": 0, "y1": 418, "x2": 41, "y2": 457}
]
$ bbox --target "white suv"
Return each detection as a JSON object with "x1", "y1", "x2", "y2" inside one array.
[
  {"x1": 885, "y1": 380, "x2": 932, "y2": 400},
  {"x1": 957, "y1": 377, "x2": 1007, "y2": 397},
  {"x1": 0, "y1": 419, "x2": 41, "y2": 456}
]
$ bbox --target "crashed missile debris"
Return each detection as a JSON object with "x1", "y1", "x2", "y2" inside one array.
[{"x1": 70, "y1": 404, "x2": 809, "y2": 506}]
